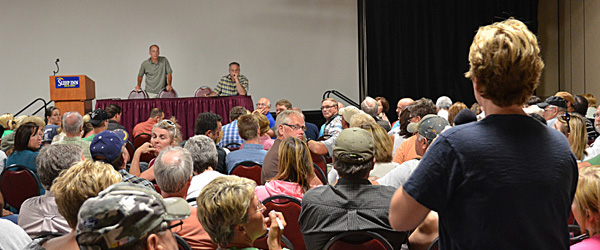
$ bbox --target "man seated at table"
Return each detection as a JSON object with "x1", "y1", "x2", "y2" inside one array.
[
  {"x1": 133, "y1": 108, "x2": 164, "y2": 137},
  {"x1": 206, "y1": 62, "x2": 248, "y2": 96}
]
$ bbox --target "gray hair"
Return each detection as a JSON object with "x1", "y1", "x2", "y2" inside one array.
[
  {"x1": 361, "y1": 96, "x2": 379, "y2": 117},
  {"x1": 184, "y1": 135, "x2": 218, "y2": 174},
  {"x1": 436, "y1": 96, "x2": 453, "y2": 110},
  {"x1": 36, "y1": 144, "x2": 82, "y2": 190},
  {"x1": 62, "y1": 112, "x2": 83, "y2": 134},
  {"x1": 154, "y1": 146, "x2": 193, "y2": 193},
  {"x1": 274, "y1": 110, "x2": 303, "y2": 137}
]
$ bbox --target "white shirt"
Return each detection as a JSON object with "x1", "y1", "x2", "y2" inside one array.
[{"x1": 186, "y1": 171, "x2": 224, "y2": 206}]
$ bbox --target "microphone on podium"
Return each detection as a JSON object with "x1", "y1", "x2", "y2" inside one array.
[{"x1": 53, "y1": 58, "x2": 60, "y2": 76}]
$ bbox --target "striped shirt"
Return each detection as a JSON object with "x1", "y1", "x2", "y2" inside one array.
[{"x1": 215, "y1": 74, "x2": 249, "y2": 96}]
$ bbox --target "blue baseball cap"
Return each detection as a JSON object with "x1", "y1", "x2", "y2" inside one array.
[{"x1": 90, "y1": 130, "x2": 128, "y2": 163}]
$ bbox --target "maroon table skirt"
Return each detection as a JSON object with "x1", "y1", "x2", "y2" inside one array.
[{"x1": 96, "y1": 95, "x2": 254, "y2": 140}]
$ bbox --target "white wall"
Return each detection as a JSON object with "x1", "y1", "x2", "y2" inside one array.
[{"x1": 0, "y1": 0, "x2": 358, "y2": 115}]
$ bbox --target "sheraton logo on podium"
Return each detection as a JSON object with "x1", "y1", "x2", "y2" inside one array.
[{"x1": 55, "y1": 77, "x2": 80, "y2": 88}]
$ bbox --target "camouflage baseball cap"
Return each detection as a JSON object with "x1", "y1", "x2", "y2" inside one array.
[
  {"x1": 333, "y1": 127, "x2": 374, "y2": 164},
  {"x1": 76, "y1": 182, "x2": 190, "y2": 250},
  {"x1": 417, "y1": 114, "x2": 448, "y2": 141}
]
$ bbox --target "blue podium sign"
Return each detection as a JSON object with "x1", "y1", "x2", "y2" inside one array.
[{"x1": 55, "y1": 76, "x2": 80, "y2": 88}]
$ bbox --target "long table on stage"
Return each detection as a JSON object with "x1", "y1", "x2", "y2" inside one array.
[{"x1": 96, "y1": 95, "x2": 254, "y2": 140}]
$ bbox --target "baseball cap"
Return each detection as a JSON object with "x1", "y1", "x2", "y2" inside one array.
[
  {"x1": 417, "y1": 114, "x2": 449, "y2": 141},
  {"x1": 338, "y1": 106, "x2": 363, "y2": 124},
  {"x1": 89, "y1": 109, "x2": 109, "y2": 126},
  {"x1": 333, "y1": 127, "x2": 374, "y2": 164},
  {"x1": 453, "y1": 109, "x2": 477, "y2": 126},
  {"x1": 90, "y1": 130, "x2": 129, "y2": 163},
  {"x1": 76, "y1": 182, "x2": 190, "y2": 250},
  {"x1": 537, "y1": 96, "x2": 567, "y2": 109}
]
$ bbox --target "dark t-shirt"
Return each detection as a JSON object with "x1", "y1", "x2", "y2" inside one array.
[
  {"x1": 404, "y1": 114, "x2": 578, "y2": 250},
  {"x1": 215, "y1": 145, "x2": 228, "y2": 174}
]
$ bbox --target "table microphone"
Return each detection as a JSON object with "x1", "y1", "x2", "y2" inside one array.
[{"x1": 53, "y1": 58, "x2": 60, "y2": 76}]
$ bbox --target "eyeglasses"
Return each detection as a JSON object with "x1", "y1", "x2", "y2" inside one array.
[
  {"x1": 154, "y1": 220, "x2": 183, "y2": 234},
  {"x1": 249, "y1": 201, "x2": 266, "y2": 216},
  {"x1": 256, "y1": 103, "x2": 269, "y2": 108},
  {"x1": 562, "y1": 112, "x2": 571, "y2": 133},
  {"x1": 282, "y1": 123, "x2": 307, "y2": 131},
  {"x1": 321, "y1": 105, "x2": 337, "y2": 110}
]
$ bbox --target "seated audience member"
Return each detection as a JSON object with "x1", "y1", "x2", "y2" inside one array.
[
  {"x1": 292, "y1": 107, "x2": 319, "y2": 141},
  {"x1": 154, "y1": 147, "x2": 217, "y2": 250},
  {"x1": 81, "y1": 112, "x2": 94, "y2": 138},
  {"x1": 392, "y1": 107, "x2": 412, "y2": 155},
  {"x1": 0, "y1": 113, "x2": 15, "y2": 138},
  {"x1": 19, "y1": 144, "x2": 81, "y2": 237},
  {"x1": 43, "y1": 106, "x2": 61, "y2": 143},
  {"x1": 6, "y1": 122, "x2": 43, "y2": 176},
  {"x1": 133, "y1": 108, "x2": 164, "y2": 137},
  {"x1": 389, "y1": 19, "x2": 577, "y2": 250},
  {"x1": 392, "y1": 98, "x2": 437, "y2": 164},
  {"x1": 253, "y1": 97, "x2": 275, "y2": 128},
  {"x1": 130, "y1": 118, "x2": 182, "y2": 182},
  {"x1": 574, "y1": 95, "x2": 599, "y2": 142},
  {"x1": 583, "y1": 93, "x2": 597, "y2": 119},
  {"x1": 83, "y1": 108, "x2": 109, "y2": 141},
  {"x1": 435, "y1": 96, "x2": 452, "y2": 121},
  {"x1": 275, "y1": 99, "x2": 293, "y2": 116},
  {"x1": 353, "y1": 121, "x2": 397, "y2": 179},
  {"x1": 261, "y1": 110, "x2": 306, "y2": 184},
  {"x1": 527, "y1": 95, "x2": 543, "y2": 107},
  {"x1": 0, "y1": 218, "x2": 31, "y2": 249},
  {"x1": 226, "y1": 114, "x2": 268, "y2": 173},
  {"x1": 76, "y1": 182, "x2": 190, "y2": 250},
  {"x1": 256, "y1": 137, "x2": 322, "y2": 201},
  {"x1": 375, "y1": 96, "x2": 391, "y2": 122},
  {"x1": 194, "y1": 112, "x2": 227, "y2": 174},
  {"x1": 585, "y1": 108, "x2": 600, "y2": 161},
  {"x1": 308, "y1": 106, "x2": 363, "y2": 159},
  {"x1": 217, "y1": 106, "x2": 247, "y2": 148},
  {"x1": 184, "y1": 135, "x2": 224, "y2": 206},
  {"x1": 553, "y1": 112, "x2": 587, "y2": 161},
  {"x1": 23, "y1": 160, "x2": 121, "y2": 250},
  {"x1": 256, "y1": 113, "x2": 275, "y2": 150},
  {"x1": 376, "y1": 115, "x2": 448, "y2": 188},
  {"x1": 453, "y1": 108, "x2": 478, "y2": 126},
  {"x1": 105, "y1": 104, "x2": 127, "y2": 131},
  {"x1": 53, "y1": 111, "x2": 92, "y2": 159},
  {"x1": 2, "y1": 115, "x2": 44, "y2": 153},
  {"x1": 299, "y1": 128, "x2": 408, "y2": 250},
  {"x1": 90, "y1": 130, "x2": 154, "y2": 189},
  {"x1": 447, "y1": 102, "x2": 468, "y2": 126},
  {"x1": 196, "y1": 176, "x2": 287, "y2": 250},
  {"x1": 538, "y1": 95, "x2": 568, "y2": 127},
  {"x1": 362, "y1": 96, "x2": 391, "y2": 131},
  {"x1": 318, "y1": 98, "x2": 343, "y2": 138},
  {"x1": 571, "y1": 166, "x2": 600, "y2": 250},
  {"x1": 390, "y1": 98, "x2": 415, "y2": 133}
]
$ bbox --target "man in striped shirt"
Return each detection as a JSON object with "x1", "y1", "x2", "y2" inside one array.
[{"x1": 207, "y1": 62, "x2": 249, "y2": 96}]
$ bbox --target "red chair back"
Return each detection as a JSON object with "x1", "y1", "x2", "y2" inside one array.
[
  {"x1": 313, "y1": 163, "x2": 327, "y2": 185},
  {"x1": 133, "y1": 133, "x2": 155, "y2": 163},
  {"x1": 254, "y1": 195, "x2": 303, "y2": 250},
  {"x1": 225, "y1": 142, "x2": 242, "y2": 152},
  {"x1": 0, "y1": 165, "x2": 41, "y2": 211},
  {"x1": 125, "y1": 140, "x2": 135, "y2": 163},
  {"x1": 194, "y1": 86, "x2": 212, "y2": 97},
  {"x1": 158, "y1": 89, "x2": 178, "y2": 98},
  {"x1": 128, "y1": 90, "x2": 148, "y2": 99},
  {"x1": 230, "y1": 161, "x2": 262, "y2": 185},
  {"x1": 324, "y1": 231, "x2": 394, "y2": 250},
  {"x1": 310, "y1": 152, "x2": 327, "y2": 176}
]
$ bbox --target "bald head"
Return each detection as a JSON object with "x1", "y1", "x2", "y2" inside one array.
[
  {"x1": 256, "y1": 97, "x2": 271, "y2": 114},
  {"x1": 62, "y1": 111, "x2": 83, "y2": 135},
  {"x1": 396, "y1": 98, "x2": 415, "y2": 116}
]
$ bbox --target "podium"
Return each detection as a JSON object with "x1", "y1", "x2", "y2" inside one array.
[{"x1": 49, "y1": 75, "x2": 95, "y2": 115}]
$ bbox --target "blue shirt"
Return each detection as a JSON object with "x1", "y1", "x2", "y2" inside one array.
[
  {"x1": 226, "y1": 143, "x2": 267, "y2": 174},
  {"x1": 217, "y1": 120, "x2": 245, "y2": 148},
  {"x1": 266, "y1": 112, "x2": 275, "y2": 128}
]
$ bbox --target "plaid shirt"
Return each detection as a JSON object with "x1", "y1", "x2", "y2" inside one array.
[
  {"x1": 119, "y1": 169, "x2": 155, "y2": 190},
  {"x1": 217, "y1": 120, "x2": 245, "y2": 148},
  {"x1": 215, "y1": 74, "x2": 249, "y2": 96}
]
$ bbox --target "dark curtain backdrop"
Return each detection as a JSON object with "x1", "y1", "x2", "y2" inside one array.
[{"x1": 366, "y1": 0, "x2": 538, "y2": 120}]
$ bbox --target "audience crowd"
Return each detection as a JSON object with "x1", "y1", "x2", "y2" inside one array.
[{"x1": 1, "y1": 18, "x2": 600, "y2": 250}]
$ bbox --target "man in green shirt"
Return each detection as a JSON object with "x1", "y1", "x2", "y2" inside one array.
[
  {"x1": 137, "y1": 44, "x2": 173, "y2": 98},
  {"x1": 53, "y1": 111, "x2": 92, "y2": 159}
]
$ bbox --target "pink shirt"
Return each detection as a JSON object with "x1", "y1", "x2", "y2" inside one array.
[
  {"x1": 259, "y1": 136, "x2": 274, "y2": 151},
  {"x1": 571, "y1": 234, "x2": 600, "y2": 250}
]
